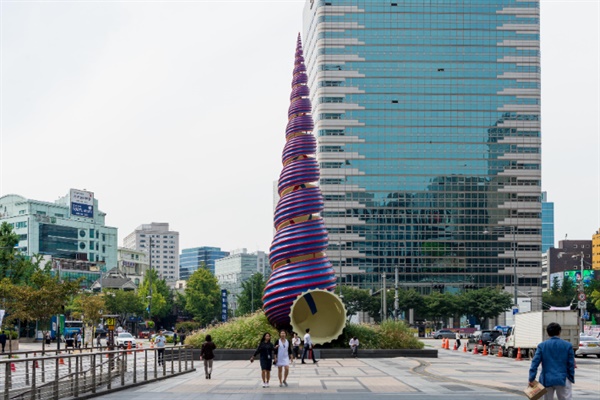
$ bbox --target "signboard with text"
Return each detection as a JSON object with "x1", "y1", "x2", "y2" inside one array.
[
  {"x1": 70, "y1": 189, "x2": 94, "y2": 218},
  {"x1": 221, "y1": 289, "x2": 228, "y2": 322}
]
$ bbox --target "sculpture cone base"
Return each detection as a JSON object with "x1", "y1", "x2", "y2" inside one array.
[{"x1": 290, "y1": 289, "x2": 346, "y2": 345}]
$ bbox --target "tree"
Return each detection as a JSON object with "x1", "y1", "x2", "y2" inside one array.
[
  {"x1": 72, "y1": 293, "x2": 106, "y2": 326},
  {"x1": 103, "y1": 290, "x2": 144, "y2": 328},
  {"x1": 542, "y1": 276, "x2": 577, "y2": 309},
  {"x1": 236, "y1": 273, "x2": 266, "y2": 315},
  {"x1": 138, "y1": 269, "x2": 172, "y2": 320},
  {"x1": 462, "y1": 287, "x2": 513, "y2": 327},
  {"x1": 185, "y1": 268, "x2": 221, "y2": 324},
  {"x1": 16, "y1": 271, "x2": 81, "y2": 351},
  {"x1": 423, "y1": 292, "x2": 460, "y2": 328},
  {"x1": 0, "y1": 222, "x2": 49, "y2": 284},
  {"x1": 339, "y1": 286, "x2": 379, "y2": 321}
]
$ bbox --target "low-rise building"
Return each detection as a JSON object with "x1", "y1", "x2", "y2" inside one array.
[
  {"x1": 117, "y1": 247, "x2": 149, "y2": 287},
  {"x1": 0, "y1": 190, "x2": 118, "y2": 269}
]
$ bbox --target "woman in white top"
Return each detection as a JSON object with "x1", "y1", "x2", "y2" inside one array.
[
  {"x1": 349, "y1": 336, "x2": 359, "y2": 357},
  {"x1": 274, "y1": 330, "x2": 293, "y2": 387}
]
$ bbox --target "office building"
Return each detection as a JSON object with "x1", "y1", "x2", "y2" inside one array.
[
  {"x1": 0, "y1": 190, "x2": 118, "y2": 269},
  {"x1": 179, "y1": 246, "x2": 229, "y2": 279},
  {"x1": 541, "y1": 192, "x2": 555, "y2": 253},
  {"x1": 302, "y1": 0, "x2": 542, "y2": 305},
  {"x1": 215, "y1": 249, "x2": 269, "y2": 313},
  {"x1": 123, "y1": 222, "x2": 179, "y2": 282},
  {"x1": 542, "y1": 240, "x2": 593, "y2": 291}
]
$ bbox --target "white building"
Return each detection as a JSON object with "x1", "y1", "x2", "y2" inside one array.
[
  {"x1": 117, "y1": 247, "x2": 149, "y2": 287},
  {"x1": 214, "y1": 249, "x2": 269, "y2": 313},
  {"x1": 0, "y1": 191, "x2": 118, "y2": 269},
  {"x1": 123, "y1": 222, "x2": 179, "y2": 282}
]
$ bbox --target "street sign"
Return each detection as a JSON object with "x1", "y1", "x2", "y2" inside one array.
[
  {"x1": 512, "y1": 308, "x2": 519, "y2": 315},
  {"x1": 578, "y1": 292, "x2": 586, "y2": 302},
  {"x1": 578, "y1": 301, "x2": 587, "y2": 309},
  {"x1": 105, "y1": 317, "x2": 116, "y2": 331}
]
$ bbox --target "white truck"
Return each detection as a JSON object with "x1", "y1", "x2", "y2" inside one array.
[{"x1": 505, "y1": 310, "x2": 579, "y2": 359}]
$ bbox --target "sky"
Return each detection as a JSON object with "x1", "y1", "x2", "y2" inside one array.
[{"x1": 0, "y1": 0, "x2": 598, "y2": 253}]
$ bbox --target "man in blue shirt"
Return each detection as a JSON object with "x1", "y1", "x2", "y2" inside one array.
[{"x1": 528, "y1": 322, "x2": 575, "y2": 400}]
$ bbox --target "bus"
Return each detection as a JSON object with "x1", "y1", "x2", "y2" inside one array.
[{"x1": 51, "y1": 316, "x2": 83, "y2": 340}]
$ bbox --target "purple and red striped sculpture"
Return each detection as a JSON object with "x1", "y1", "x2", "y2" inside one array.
[{"x1": 262, "y1": 35, "x2": 346, "y2": 344}]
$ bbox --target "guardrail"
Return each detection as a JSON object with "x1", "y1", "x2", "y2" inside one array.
[{"x1": 1, "y1": 347, "x2": 195, "y2": 400}]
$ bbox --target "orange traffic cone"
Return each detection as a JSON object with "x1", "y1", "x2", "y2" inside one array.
[
  {"x1": 59, "y1": 352, "x2": 65, "y2": 365},
  {"x1": 482, "y1": 345, "x2": 488, "y2": 356},
  {"x1": 444, "y1": 339, "x2": 449, "y2": 349},
  {"x1": 463, "y1": 344, "x2": 467, "y2": 352},
  {"x1": 10, "y1": 362, "x2": 16, "y2": 372},
  {"x1": 127, "y1": 342, "x2": 132, "y2": 355},
  {"x1": 497, "y1": 347, "x2": 503, "y2": 357},
  {"x1": 137, "y1": 342, "x2": 143, "y2": 352},
  {"x1": 453, "y1": 341, "x2": 458, "y2": 351},
  {"x1": 515, "y1": 348, "x2": 522, "y2": 361},
  {"x1": 473, "y1": 345, "x2": 479, "y2": 355}
]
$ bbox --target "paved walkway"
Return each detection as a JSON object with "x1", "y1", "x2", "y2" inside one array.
[{"x1": 94, "y1": 342, "x2": 600, "y2": 400}]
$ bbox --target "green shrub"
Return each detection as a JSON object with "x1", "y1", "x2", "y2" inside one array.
[
  {"x1": 175, "y1": 321, "x2": 202, "y2": 333},
  {"x1": 187, "y1": 311, "x2": 278, "y2": 349},
  {"x1": 186, "y1": 311, "x2": 422, "y2": 350}
]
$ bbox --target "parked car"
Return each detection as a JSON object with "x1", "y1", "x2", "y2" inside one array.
[
  {"x1": 138, "y1": 330, "x2": 151, "y2": 339},
  {"x1": 467, "y1": 330, "x2": 503, "y2": 352},
  {"x1": 576, "y1": 336, "x2": 600, "y2": 358},
  {"x1": 488, "y1": 335, "x2": 507, "y2": 356},
  {"x1": 432, "y1": 329, "x2": 456, "y2": 339},
  {"x1": 115, "y1": 332, "x2": 137, "y2": 348}
]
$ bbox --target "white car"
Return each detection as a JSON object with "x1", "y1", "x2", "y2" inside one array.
[
  {"x1": 115, "y1": 332, "x2": 137, "y2": 349},
  {"x1": 576, "y1": 336, "x2": 600, "y2": 358}
]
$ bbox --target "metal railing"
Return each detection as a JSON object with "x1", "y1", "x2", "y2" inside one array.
[{"x1": 1, "y1": 347, "x2": 195, "y2": 400}]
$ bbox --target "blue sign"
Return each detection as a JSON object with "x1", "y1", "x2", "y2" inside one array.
[
  {"x1": 71, "y1": 202, "x2": 94, "y2": 218},
  {"x1": 221, "y1": 289, "x2": 228, "y2": 322},
  {"x1": 512, "y1": 308, "x2": 519, "y2": 315}
]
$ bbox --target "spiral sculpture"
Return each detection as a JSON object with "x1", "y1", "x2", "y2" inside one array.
[{"x1": 262, "y1": 34, "x2": 346, "y2": 344}]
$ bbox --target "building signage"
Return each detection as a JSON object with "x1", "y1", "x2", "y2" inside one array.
[
  {"x1": 221, "y1": 289, "x2": 228, "y2": 322},
  {"x1": 70, "y1": 189, "x2": 94, "y2": 218}
]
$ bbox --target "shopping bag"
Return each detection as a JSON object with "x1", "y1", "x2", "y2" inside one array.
[{"x1": 524, "y1": 380, "x2": 547, "y2": 400}]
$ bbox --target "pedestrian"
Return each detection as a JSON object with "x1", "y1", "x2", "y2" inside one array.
[
  {"x1": 96, "y1": 332, "x2": 102, "y2": 349},
  {"x1": 180, "y1": 331, "x2": 186, "y2": 346},
  {"x1": 45, "y1": 332, "x2": 51, "y2": 346},
  {"x1": 349, "y1": 336, "x2": 359, "y2": 358},
  {"x1": 275, "y1": 330, "x2": 293, "y2": 387},
  {"x1": 291, "y1": 332, "x2": 301, "y2": 359},
  {"x1": 250, "y1": 332, "x2": 275, "y2": 388},
  {"x1": 0, "y1": 331, "x2": 7, "y2": 353},
  {"x1": 301, "y1": 328, "x2": 318, "y2": 364},
  {"x1": 528, "y1": 322, "x2": 575, "y2": 400},
  {"x1": 154, "y1": 330, "x2": 167, "y2": 366},
  {"x1": 76, "y1": 332, "x2": 83, "y2": 349},
  {"x1": 455, "y1": 332, "x2": 461, "y2": 349},
  {"x1": 200, "y1": 334, "x2": 216, "y2": 379},
  {"x1": 173, "y1": 331, "x2": 178, "y2": 345}
]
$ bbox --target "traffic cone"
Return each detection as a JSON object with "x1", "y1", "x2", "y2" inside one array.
[
  {"x1": 482, "y1": 345, "x2": 488, "y2": 356},
  {"x1": 137, "y1": 342, "x2": 143, "y2": 352},
  {"x1": 453, "y1": 341, "x2": 458, "y2": 351},
  {"x1": 515, "y1": 348, "x2": 522, "y2": 361},
  {"x1": 444, "y1": 339, "x2": 449, "y2": 349},
  {"x1": 127, "y1": 342, "x2": 132, "y2": 355},
  {"x1": 497, "y1": 347, "x2": 503, "y2": 357},
  {"x1": 463, "y1": 344, "x2": 467, "y2": 352},
  {"x1": 59, "y1": 353, "x2": 65, "y2": 365},
  {"x1": 10, "y1": 363, "x2": 16, "y2": 372},
  {"x1": 473, "y1": 345, "x2": 479, "y2": 355}
]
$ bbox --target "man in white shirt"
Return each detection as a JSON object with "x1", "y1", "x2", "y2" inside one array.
[
  {"x1": 301, "y1": 328, "x2": 318, "y2": 364},
  {"x1": 154, "y1": 330, "x2": 167, "y2": 366},
  {"x1": 349, "y1": 336, "x2": 359, "y2": 358}
]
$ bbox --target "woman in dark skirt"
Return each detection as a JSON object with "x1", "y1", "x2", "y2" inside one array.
[{"x1": 250, "y1": 332, "x2": 275, "y2": 388}]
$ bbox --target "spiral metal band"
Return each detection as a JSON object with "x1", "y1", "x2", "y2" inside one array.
[{"x1": 263, "y1": 34, "x2": 337, "y2": 328}]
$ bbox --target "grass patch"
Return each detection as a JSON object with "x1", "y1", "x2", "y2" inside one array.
[{"x1": 186, "y1": 311, "x2": 423, "y2": 350}]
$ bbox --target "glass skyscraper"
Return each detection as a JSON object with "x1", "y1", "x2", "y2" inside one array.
[
  {"x1": 541, "y1": 192, "x2": 554, "y2": 253},
  {"x1": 303, "y1": 0, "x2": 542, "y2": 302},
  {"x1": 179, "y1": 246, "x2": 229, "y2": 279}
]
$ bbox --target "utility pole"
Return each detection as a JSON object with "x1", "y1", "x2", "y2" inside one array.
[
  {"x1": 394, "y1": 267, "x2": 399, "y2": 320},
  {"x1": 382, "y1": 273, "x2": 387, "y2": 322}
]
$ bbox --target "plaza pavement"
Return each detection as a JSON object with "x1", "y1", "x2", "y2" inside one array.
[{"x1": 94, "y1": 339, "x2": 600, "y2": 400}]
